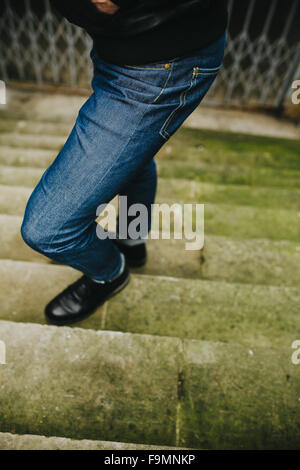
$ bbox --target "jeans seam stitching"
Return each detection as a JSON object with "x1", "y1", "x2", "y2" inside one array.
[
  {"x1": 123, "y1": 65, "x2": 167, "y2": 70},
  {"x1": 196, "y1": 72, "x2": 219, "y2": 76},
  {"x1": 153, "y1": 64, "x2": 173, "y2": 104},
  {"x1": 123, "y1": 58, "x2": 178, "y2": 70},
  {"x1": 197, "y1": 66, "x2": 222, "y2": 72},
  {"x1": 159, "y1": 72, "x2": 196, "y2": 140}
]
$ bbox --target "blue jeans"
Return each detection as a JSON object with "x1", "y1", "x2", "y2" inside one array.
[{"x1": 21, "y1": 33, "x2": 226, "y2": 281}]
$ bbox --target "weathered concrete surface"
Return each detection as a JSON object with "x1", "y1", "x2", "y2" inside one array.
[
  {"x1": 0, "y1": 146, "x2": 55, "y2": 168},
  {"x1": 156, "y1": 158, "x2": 300, "y2": 189},
  {"x1": 157, "y1": 178, "x2": 300, "y2": 211},
  {"x1": 3, "y1": 87, "x2": 299, "y2": 139},
  {"x1": 0, "y1": 321, "x2": 299, "y2": 449},
  {"x1": 200, "y1": 235, "x2": 300, "y2": 287},
  {"x1": 0, "y1": 215, "x2": 45, "y2": 264},
  {"x1": 1, "y1": 115, "x2": 300, "y2": 174},
  {"x1": 0, "y1": 165, "x2": 43, "y2": 188},
  {"x1": 0, "y1": 133, "x2": 65, "y2": 151},
  {"x1": 1, "y1": 87, "x2": 85, "y2": 123},
  {"x1": 0, "y1": 118, "x2": 72, "y2": 137},
  {"x1": 179, "y1": 340, "x2": 300, "y2": 449},
  {"x1": 2, "y1": 172, "x2": 300, "y2": 211},
  {"x1": 0, "y1": 321, "x2": 181, "y2": 446},
  {"x1": 140, "y1": 235, "x2": 300, "y2": 288},
  {"x1": 1, "y1": 87, "x2": 300, "y2": 451},
  {"x1": 1, "y1": 145, "x2": 300, "y2": 193},
  {"x1": 0, "y1": 260, "x2": 104, "y2": 331},
  {"x1": 1, "y1": 260, "x2": 299, "y2": 349},
  {"x1": 157, "y1": 128, "x2": 300, "y2": 171},
  {"x1": 202, "y1": 203, "x2": 300, "y2": 242},
  {"x1": 2, "y1": 160, "x2": 300, "y2": 192},
  {"x1": 0, "y1": 185, "x2": 32, "y2": 216},
  {"x1": 106, "y1": 273, "x2": 300, "y2": 349},
  {"x1": 184, "y1": 106, "x2": 300, "y2": 140},
  {"x1": 1, "y1": 215, "x2": 300, "y2": 287},
  {"x1": 1, "y1": 184, "x2": 300, "y2": 242},
  {"x1": 0, "y1": 432, "x2": 184, "y2": 450},
  {"x1": 153, "y1": 201, "x2": 300, "y2": 242}
]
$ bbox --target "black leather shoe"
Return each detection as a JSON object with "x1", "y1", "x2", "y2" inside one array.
[
  {"x1": 113, "y1": 240, "x2": 147, "y2": 268},
  {"x1": 45, "y1": 264, "x2": 130, "y2": 326}
]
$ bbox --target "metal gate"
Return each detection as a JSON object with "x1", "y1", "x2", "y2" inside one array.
[{"x1": 0, "y1": 0, "x2": 299, "y2": 109}]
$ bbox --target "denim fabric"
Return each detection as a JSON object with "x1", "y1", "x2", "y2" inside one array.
[{"x1": 21, "y1": 33, "x2": 226, "y2": 281}]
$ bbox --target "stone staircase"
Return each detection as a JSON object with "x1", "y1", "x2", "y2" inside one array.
[{"x1": 0, "y1": 96, "x2": 300, "y2": 450}]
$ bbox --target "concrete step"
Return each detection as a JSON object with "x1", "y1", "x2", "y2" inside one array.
[
  {"x1": 0, "y1": 88, "x2": 85, "y2": 123},
  {"x1": 0, "y1": 165, "x2": 43, "y2": 188},
  {"x1": 3, "y1": 87, "x2": 299, "y2": 139},
  {"x1": 1, "y1": 215, "x2": 299, "y2": 288},
  {"x1": 157, "y1": 158, "x2": 300, "y2": 190},
  {"x1": 0, "y1": 320, "x2": 181, "y2": 447},
  {"x1": 0, "y1": 146, "x2": 54, "y2": 168},
  {"x1": 0, "y1": 133, "x2": 65, "y2": 151},
  {"x1": 1, "y1": 169, "x2": 300, "y2": 212},
  {"x1": 0, "y1": 432, "x2": 184, "y2": 450},
  {"x1": 1, "y1": 147, "x2": 300, "y2": 193},
  {"x1": 157, "y1": 127, "x2": 300, "y2": 171},
  {"x1": 0, "y1": 320, "x2": 299, "y2": 449},
  {"x1": 1, "y1": 259, "x2": 299, "y2": 349},
  {"x1": 1, "y1": 124, "x2": 300, "y2": 172},
  {"x1": 1, "y1": 185, "x2": 300, "y2": 242},
  {"x1": 2, "y1": 160, "x2": 300, "y2": 200},
  {"x1": 0, "y1": 118, "x2": 72, "y2": 137}
]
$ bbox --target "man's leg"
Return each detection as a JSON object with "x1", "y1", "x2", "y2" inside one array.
[
  {"x1": 114, "y1": 158, "x2": 157, "y2": 266},
  {"x1": 20, "y1": 51, "x2": 174, "y2": 324},
  {"x1": 21, "y1": 61, "x2": 163, "y2": 282},
  {"x1": 21, "y1": 33, "x2": 226, "y2": 324}
]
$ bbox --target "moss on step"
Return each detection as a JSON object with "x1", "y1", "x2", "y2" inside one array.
[
  {"x1": 203, "y1": 203, "x2": 299, "y2": 241},
  {"x1": 1, "y1": 260, "x2": 299, "y2": 349},
  {"x1": 152, "y1": 202, "x2": 300, "y2": 242},
  {"x1": 107, "y1": 275, "x2": 300, "y2": 349},
  {"x1": 1, "y1": 215, "x2": 300, "y2": 287},
  {"x1": 1, "y1": 125, "x2": 300, "y2": 174},
  {"x1": 157, "y1": 179, "x2": 300, "y2": 211},
  {"x1": 156, "y1": 159, "x2": 300, "y2": 189},
  {"x1": 2, "y1": 170, "x2": 300, "y2": 211},
  {"x1": 2, "y1": 158, "x2": 300, "y2": 191},
  {"x1": 179, "y1": 340, "x2": 300, "y2": 449},
  {"x1": 1, "y1": 185, "x2": 300, "y2": 242},
  {"x1": 0, "y1": 321, "x2": 299, "y2": 449},
  {"x1": 157, "y1": 128, "x2": 300, "y2": 171},
  {"x1": 1, "y1": 123, "x2": 300, "y2": 170},
  {"x1": 0, "y1": 321, "x2": 180, "y2": 446}
]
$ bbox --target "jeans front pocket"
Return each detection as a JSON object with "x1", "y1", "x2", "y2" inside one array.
[
  {"x1": 159, "y1": 63, "x2": 222, "y2": 140},
  {"x1": 91, "y1": 51, "x2": 176, "y2": 105},
  {"x1": 119, "y1": 61, "x2": 175, "y2": 105}
]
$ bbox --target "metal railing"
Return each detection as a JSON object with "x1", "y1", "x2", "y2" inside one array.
[{"x1": 0, "y1": 0, "x2": 299, "y2": 109}]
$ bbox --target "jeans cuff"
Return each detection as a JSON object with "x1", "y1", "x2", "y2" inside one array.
[{"x1": 90, "y1": 253, "x2": 125, "y2": 283}]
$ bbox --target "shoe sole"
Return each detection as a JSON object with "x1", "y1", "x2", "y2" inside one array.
[{"x1": 45, "y1": 272, "x2": 130, "y2": 327}]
